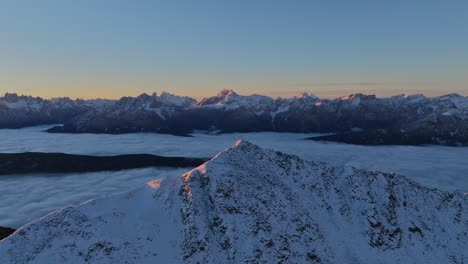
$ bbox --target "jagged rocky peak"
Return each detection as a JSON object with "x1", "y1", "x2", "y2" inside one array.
[
  {"x1": 284, "y1": 92, "x2": 321, "y2": 106},
  {"x1": 0, "y1": 93, "x2": 45, "y2": 111},
  {"x1": 437, "y1": 93, "x2": 468, "y2": 109},
  {"x1": 115, "y1": 92, "x2": 195, "y2": 108},
  {"x1": 2, "y1": 93, "x2": 20, "y2": 101},
  {"x1": 1, "y1": 141, "x2": 465, "y2": 263},
  {"x1": 49, "y1": 96, "x2": 73, "y2": 102},
  {"x1": 340, "y1": 93, "x2": 376, "y2": 101},
  {"x1": 118, "y1": 93, "x2": 158, "y2": 105},
  {"x1": 216, "y1": 89, "x2": 238, "y2": 98},
  {"x1": 1, "y1": 92, "x2": 40, "y2": 102},
  {"x1": 159, "y1": 91, "x2": 196, "y2": 107},
  {"x1": 197, "y1": 89, "x2": 239, "y2": 106},
  {"x1": 196, "y1": 90, "x2": 274, "y2": 111},
  {"x1": 439, "y1": 93, "x2": 463, "y2": 99},
  {"x1": 136, "y1": 92, "x2": 154, "y2": 100},
  {"x1": 295, "y1": 91, "x2": 318, "y2": 100},
  {"x1": 405, "y1": 93, "x2": 427, "y2": 103},
  {"x1": 376, "y1": 93, "x2": 427, "y2": 103}
]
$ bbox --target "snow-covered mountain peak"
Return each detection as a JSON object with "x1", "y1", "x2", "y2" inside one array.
[
  {"x1": 437, "y1": 93, "x2": 468, "y2": 109},
  {"x1": 159, "y1": 91, "x2": 196, "y2": 107},
  {"x1": 340, "y1": 93, "x2": 376, "y2": 100},
  {"x1": 196, "y1": 89, "x2": 239, "y2": 106},
  {"x1": 229, "y1": 139, "x2": 265, "y2": 154},
  {"x1": 179, "y1": 141, "x2": 467, "y2": 263},
  {"x1": 1, "y1": 93, "x2": 43, "y2": 103},
  {"x1": 184, "y1": 140, "x2": 258, "y2": 179},
  {"x1": 439, "y1": 93, "x2": 463, "y2": 99},
  {"x1": 0, "y1": 142, "x2": 466, "y2": 263},
  {"x1": 295, "y1": 92, "x2": 318, "y2": 100},
  {"x1": 2, "y1": 93, "x2": 20, "y2": 102},
  {"x1": 216, "y1": 89, "x2": 238, "y2": 98},
  {"x1": 0, "y1": 93, "x2": 44, "y2": 110},
  {"x1": 404, "y1": 93, "x2": 427, "y2": 103},
  {"x1": 195, "y1": 90, "x2": 273, "y2": 113},
  {"x1": 136, "y1": 92, "x2": 153, "y2": 99},
  {"x1": 234, "y1": 139, "x2": 249, "y2": 147}
]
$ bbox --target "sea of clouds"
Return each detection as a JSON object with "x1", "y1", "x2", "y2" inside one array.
[{"x1": 1, "y1": 125, "x2": 467, "y2": 227}]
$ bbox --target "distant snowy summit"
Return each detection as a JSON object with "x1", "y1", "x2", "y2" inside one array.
[
  {"x1": 0, "y1": 141, "x2": 466, "y2": 263},
  {"x1": 1, "y1": 90, "x2": 468, "y2": 145}
]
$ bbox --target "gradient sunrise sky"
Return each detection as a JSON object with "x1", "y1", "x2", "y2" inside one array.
[{"x1": 1, "y1": 0, "x2": 467, "y2": 99}]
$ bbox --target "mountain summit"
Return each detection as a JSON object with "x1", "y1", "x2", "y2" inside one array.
[{"x1": 0, "y1": 141, "x2": 466, "y2": 263}]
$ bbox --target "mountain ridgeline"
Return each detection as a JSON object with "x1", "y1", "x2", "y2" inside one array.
[
  {"x1": 0, "y1": 141, "x2": 465, "y2": 263},
  {"x1": 1, "y1": 90, "x2": 468, "y2": 146}
]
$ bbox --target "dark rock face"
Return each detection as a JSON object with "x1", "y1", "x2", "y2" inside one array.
[
  {"x1": 0, "y1": 153, "x2": 208, "y2": 175},
  {"x1": 2, "y1": 91, "x2": 468, "y2": 146},
  {"x1": 0, "y1": 226, "x2": 15, "y2": 241}
]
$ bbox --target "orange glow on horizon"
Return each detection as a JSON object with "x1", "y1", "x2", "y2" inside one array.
[{"x1": 1, "y1": 81, "x2": 467, "y2": 101}]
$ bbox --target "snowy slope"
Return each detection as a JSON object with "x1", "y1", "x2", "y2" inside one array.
[
  {"x1": 0, "y1": 181, "x2": 185, "y2": 263},
  {"x1": 0, "y1": 141, "x2": 466, "y2": 263}
]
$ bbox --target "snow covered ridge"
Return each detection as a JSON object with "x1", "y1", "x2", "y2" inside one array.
[
  {"x1": 1, "y1": 141, "x2": 466, "y2": 263},
  {"x1": 1, "y1": 91, "x2": 468, "y2": 145}
]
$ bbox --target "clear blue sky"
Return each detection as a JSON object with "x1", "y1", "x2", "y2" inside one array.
[{"x1": 1, "y1": 0, "x2": 467, "y2": 99}]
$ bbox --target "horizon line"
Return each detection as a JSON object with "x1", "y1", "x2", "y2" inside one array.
[{"x1": 1, "y1": 89, "x2": 467, "y2": 102}]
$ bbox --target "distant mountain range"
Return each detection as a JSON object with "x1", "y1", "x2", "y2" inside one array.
[
  {"x1": 0, "y1": 141, "x2": 465, "y2": 263},
  {"x1": 1, "y1": 90, "x2": 468, "y2": 145}
]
